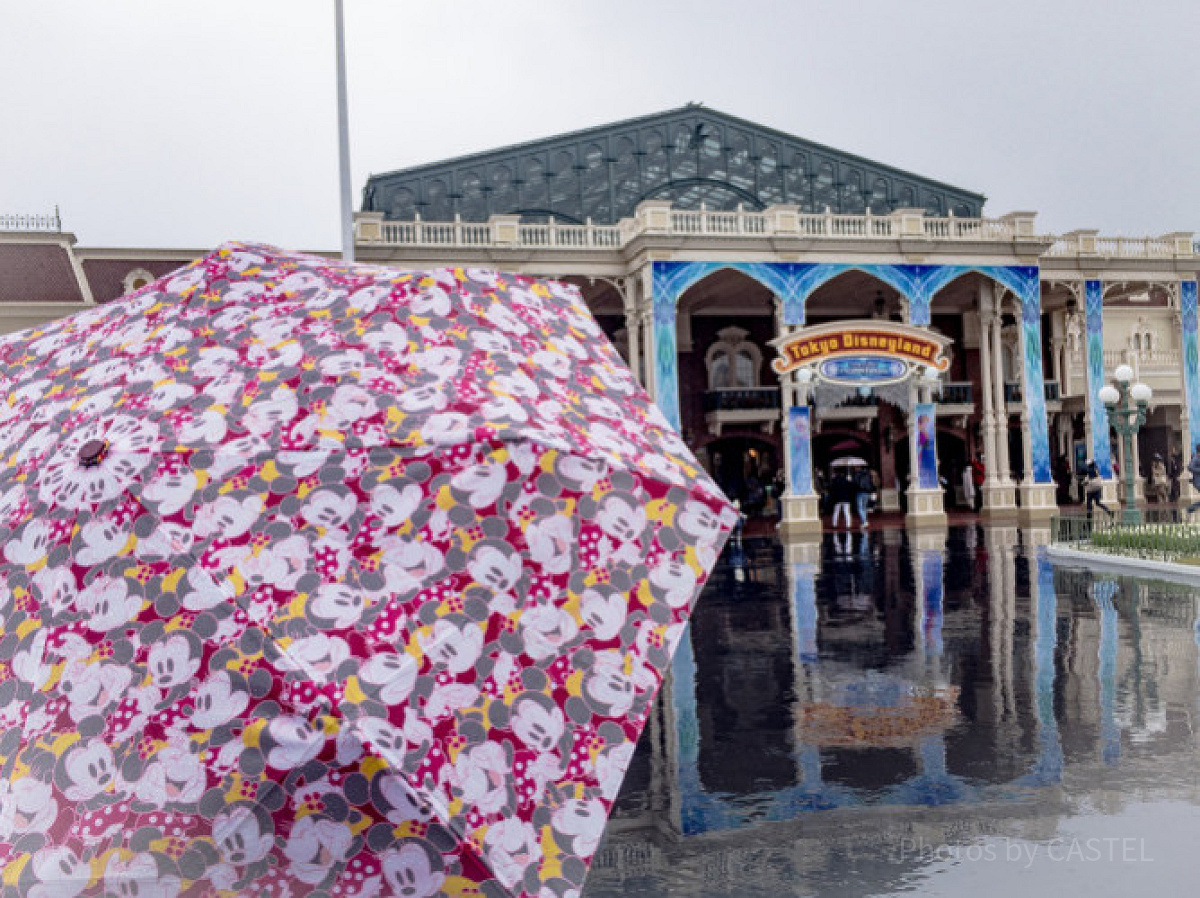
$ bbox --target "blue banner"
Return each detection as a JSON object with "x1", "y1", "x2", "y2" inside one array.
[
  {"x1": 788, "y1": 405, "x2": 814, "y2": 495},
  {"x1": 1085, "y1": 280, "x2": 1113, "y2": 478},
  {"x1": 916, "y1": 402, "x2": 938, "y2": 489}
]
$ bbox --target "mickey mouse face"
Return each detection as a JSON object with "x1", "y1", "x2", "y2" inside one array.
[
  {"x1": 596, "y1": 496, "x2": 645, "y2": 544},
  {"x1": 381, "y1": 842, "x2": 446, "y2": 898},
  {"x1": 31, "y1": 847, "x2": 88, "y2": 898},
  {"x1": 677, "y1": 499, "x2": 725, "y2": 545},
  {"x1": 648, "y1": 556, "x2": 698, "y2": 609},
  {"x1": 585, "y1": 655, "x2": 637, "y2": 718},
  {"x1": 191, "y1": 671, "x2": 250, "y2": 730},
  {"x1": 371, "y1": 482, "x2": 423, "y2": 527},
  {"x1": 551, "y1": 798, "x2": 607, "y2": 856},
  {"x1": 147, "y1": 634, "x2": 200, "y2": 690},
  {"x1": 555, "y1": 455, "x2": 607, "y2": 491},
  {"x1": 356, "y1": 718, "x2": 407, "y2": 762},
  {"x1": 311, "y1": 585, "x2": 367, "y2": 629},
  {"x1": 581, "y1": 588, "x2": 626, "y2": 641},
  {"x1": 359, "y1": 653, "x2": 418, "y2": 705},
  {"x1": 511, "y1": 697, "x2": 565, "y2": 755},
  {"x1": 212, "y1": 806, "x2": 274, "y2": 865},
  {"x1": 302, "y1": 490, "x2": 358, "y2": 532},
  {"x1": 468, "y1": 545, "x2": 521, "y2": 595},
  {"x1": 397, "y1": 384, "x2": 448, "y2": 413},
  {"x1": 77, "y1": 576, "x2": 142, "y2": 632},
  {"x1": 243, "y1": 386, "x2": 298, "y2": 435},
  {"x1": 266, "y1": 716, "x2": 325, "y2": 770},
  {"x1": 417, "y1": 620, "x2": 484, "y2": 677},
  {"x1": 62, "y1": 742, "x2": 117, "y2": 801}
]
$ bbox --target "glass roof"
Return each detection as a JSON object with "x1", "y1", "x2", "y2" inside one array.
[{"x1": 363, "y1": 106, "x2": 986, "y2": 224}]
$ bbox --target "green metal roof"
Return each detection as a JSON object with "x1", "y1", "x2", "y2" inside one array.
[{"x1": 363, "y1": 104, "x2": 987, "y2": 224}]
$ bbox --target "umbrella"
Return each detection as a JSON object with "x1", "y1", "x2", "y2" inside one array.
[
  {"x1": 829, "y1": 456, "x2": 868, "y2": 468},
  {"x1": 0, "y1": 243, "x2": 737, "y2": 897}
]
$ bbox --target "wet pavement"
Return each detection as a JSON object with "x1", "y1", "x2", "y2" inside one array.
[{"x1": 584, "y1": 526, "x2": 1200, "y2": 897}]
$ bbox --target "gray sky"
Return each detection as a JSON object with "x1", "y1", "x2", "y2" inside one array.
[{"x1": 5, "y1": 0, "x2": 1199, "y2": 250}]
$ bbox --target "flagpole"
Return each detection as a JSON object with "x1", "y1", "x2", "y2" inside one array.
[{"x1": 334, "y1": 0, "x2": 355, "y2": 261}]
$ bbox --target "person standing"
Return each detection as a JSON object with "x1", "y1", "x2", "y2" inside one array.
[
  {"x1": 1084, "y1": 461, "x2": 1114, "y2": 520},
  {"x1": 961, "y1": 464, "x2": 976, "y2": 512},
  {"x1": 1186, "y1": 444, "x2": 1200, "y2": 518},
  {"x1": 1149, "y1": 454, "x2": 1169, "y2": 504},
  {"x1": 854, "y1": 465, "x2": 873, "y2": 528},
  {"x1": 831, "y1": 469, "x2": 855, "y2": 529},
  {"x1": 971, "y1": 459, "x2": 985, "y2": 512}
]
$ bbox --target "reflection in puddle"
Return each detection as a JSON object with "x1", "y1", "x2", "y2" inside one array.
[{"x1": 585, "y1": 526, "x2": 1200, "y2": 897}]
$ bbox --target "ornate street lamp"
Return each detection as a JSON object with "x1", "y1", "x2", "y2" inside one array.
[{"x1": 1099, "y1": 364, "x2": 1152, "y2": 525}]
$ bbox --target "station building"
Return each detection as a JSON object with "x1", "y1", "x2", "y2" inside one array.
[{"x1": 4, "y1": 105, "x2": 1199, "y2": 530}]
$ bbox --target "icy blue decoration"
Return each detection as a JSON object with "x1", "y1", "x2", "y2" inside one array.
[
  {"x1": 1085, "y1": 280, "x2": 1113, "y2": 478},
  {"x1": 787, "y1": 405, "x2": 814, "y2": 495},
  {"x1": 792, "y1": 561, "x2": 819, "y2": 663},
  {"x1": 921, "y1": 550, "x2": 944, "y2": 658},
  {"x1": 1032, "y1": 554, "x2": 1064, "y2": 783},
  {"x1": 1182, "y1": 281, "x2": 1200, "y2": 456},
  {"x1": 916, "y1": 402, "x2": 939, "y2": 490},
  {"x1": 651, "y1": 260, "x2": 1051, "y2": 481},
  {"x1": 1094, "y1": 580, "x2": 1121, "y2": 765}
]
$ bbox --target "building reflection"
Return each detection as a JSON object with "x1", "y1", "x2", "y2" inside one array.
[{"x1": 627, "y1": 525, "x2": 1200, "y2": 841}]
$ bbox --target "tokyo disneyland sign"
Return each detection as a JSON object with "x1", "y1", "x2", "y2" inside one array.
[{"x1": 772, "y1": 321, "x2": 952, "y2": 386}]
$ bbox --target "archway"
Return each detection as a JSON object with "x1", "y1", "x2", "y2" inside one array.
[{"x1": 704, "y1": 434, "x2": 780, "y2": 519}]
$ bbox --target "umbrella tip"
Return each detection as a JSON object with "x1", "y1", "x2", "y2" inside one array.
[{"x1": 78, "y1": 439, "x2": 108, "y2": 468}]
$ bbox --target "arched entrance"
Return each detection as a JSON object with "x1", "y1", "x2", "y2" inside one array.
[{"x1": 705, "y1": 434, "x2": 780, "y2": 518}]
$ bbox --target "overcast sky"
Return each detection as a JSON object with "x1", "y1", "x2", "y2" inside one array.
[{"x1": 5, "y1": 0, "x2": 1199, "y2": 250}]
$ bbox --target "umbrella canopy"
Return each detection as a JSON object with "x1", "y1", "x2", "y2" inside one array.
[
  {"x1": 0, "y1": 243, "x2": 737, "y2": 897},
  {"x1": 829, "y1": 456, "x2": 868, "y2": 468}
]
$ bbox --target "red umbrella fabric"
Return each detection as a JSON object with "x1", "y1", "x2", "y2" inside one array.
[{"x1": 0, "y1": 244, "x2": 736, "y2": 897}]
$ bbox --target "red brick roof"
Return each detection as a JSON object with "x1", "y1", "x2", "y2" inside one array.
[
  {"x1": 0, "y1": 243, "x2": 85, "y2": 304},
  {"x1": 82, "y1": 259, "x2": 189, "y2": 304}
]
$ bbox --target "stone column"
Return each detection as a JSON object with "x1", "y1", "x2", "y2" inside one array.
[
  {"x1": 981, "y1": 287, "x2": 1016, "y2": 517},
  {"x1": 623, "y1": 296, "x2": 642, "y2": 388},
  {"x1": 991, "y1": 312, "x2": 1012, "y2": 483},
  {"x1": 637, "y1": 265, "x2": 658, "y2": 401},
  {"x1": 978, "y1": 303, "x2": 998, "y2": 489}
]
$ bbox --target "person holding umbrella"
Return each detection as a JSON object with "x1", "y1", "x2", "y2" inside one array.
[{"x1": 830, "y1": 467, "x2": 856, "y2": 529}]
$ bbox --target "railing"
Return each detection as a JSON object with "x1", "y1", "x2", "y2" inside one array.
[
  {"x1": 702, "y1": 387, "x2": 781, "y2": 413},
  {"x1": 1, "y1": 211, "x2": 61, "y2": 232},
  {"x1": 923, "y1": 218, "x2": 1016, "y2": 241},
  {"x1": 1140, "y1": 349, "x2": 1181, "y2": 369},
  {"x1": 797, "y1": 212, "x2": 895, "y2": 238},
  {"x1": 360, "y1": 206, "x2": 1192, "y2": 260},
  {"x1": 1044, "y1": 235, "x2": 1185, "y2": 258},
  {"x1": 1004, "y1": 381, "x2": 1060, "y2": 403},
  {"x1": 940, "y1": 382, "x2": 974, "y2": 405},
  {"x1": 1102, "y1": 348, "x2": 1182, "y2": 372},
  {"x1": 671, "y1": 207, "x2": 768, "y2": 235},
  {"x1": 379, "y1": 216, "x2": 622, "y2": 248},
  {"x1": 1054, "y1": 514, "x2": 1200, "y2": 563}
]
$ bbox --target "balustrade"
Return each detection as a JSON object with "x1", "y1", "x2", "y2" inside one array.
[
  {"x1": 1, "y1": 212, "x2": 61, "y2": 232},
  {"x1": 1003, "y1": 381, "x2": 1060, "y2": 403},
  {"x1": 702, "y1": 387, "x2": 781, "y2": 412},
  {"x1": 358, "y1": 206, "x2": 1192, "y2": 260},
  {"x1": 940, "y1": 382, "x2": 974, "y2": 405}
]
